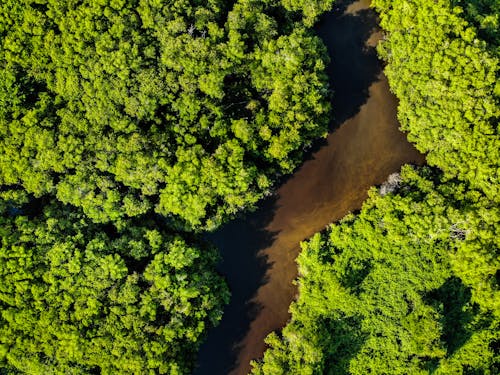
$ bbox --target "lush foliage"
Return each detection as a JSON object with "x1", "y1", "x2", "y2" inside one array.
[
  {"x1": 0, "y1": 0, "x2": 339, "y2": 373},
  {"x1": 0, "y1": 0, "x2": 332, "y2": 230},
  {"x1": 455, "y1": 0, "x2": 500, "y2": 52},
  {"x1": 253, "y1": 1, "x2": 499, "y2": 374},
  {"x1": 0, "y1": 200, "x2": 229, "y2": 374},
  {"x1": 280, "y1": 0, "x2": 334, "y2": 26},
  {"x1": 373, "y1": 0, "x2": 499, "y2": 201},
  {"x1": 251, "y1": 166, "x2": 499, "y2": 374}
]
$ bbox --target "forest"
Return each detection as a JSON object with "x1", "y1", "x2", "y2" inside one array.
[
  {"x1": 0, "y1": 0, "x2": 498, "y2": 374},
  {"x1": 253, "y1": 0, "x2": 499, "y2": 374},
  {"x1": 252, "y1": 166, "x2": 499, "y2": 374},
  {"x1": 0, "y1": 0, "x2": 332, "y2": 230},
  {"x1": 0, "y1": 0, "x2": 333, "y2": 373},
  {"x1": 0, "y1": 199, "x2": 229, "y2": 373}
]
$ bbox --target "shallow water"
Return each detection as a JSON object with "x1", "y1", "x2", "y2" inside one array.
[{"x1": 194, "y1": 1, "x2": 425, "y2": 374}]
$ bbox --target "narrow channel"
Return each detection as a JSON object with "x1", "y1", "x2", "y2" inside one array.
[{"x1": 194, "y1": 1, "x2": 425, "y2": 374}]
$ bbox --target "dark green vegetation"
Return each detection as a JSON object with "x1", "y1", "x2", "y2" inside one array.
[
  {"x1": 253, "y1": 1, "x2": 499, "y2": 374},
  {"x1": 0, "y1": 0, "x2": 331, "y2": 230},
  {"x1": 0, "y1": 0, "x2": 337, "y2": 373},
  {"x1": 0, "y1": 199, "x2": 230, "y2": 374}
]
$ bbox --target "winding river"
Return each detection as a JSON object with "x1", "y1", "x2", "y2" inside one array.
[{"x1": 194, "y1": 1, "x2": 425, "y2": 374}]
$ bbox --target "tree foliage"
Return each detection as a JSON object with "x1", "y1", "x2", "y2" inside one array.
[
  {"x1": 372, "y1": 0, "x2": 499, "y2": 201},
  {"x1": 0, "y1": 0, "x2": 332, "y2": 230},
  {"x1": 280, "y1": 0, "x2": 334, "y2": 26},
  {"x1": 252, "y1": 166, "x2": 499, "y2": 375},
  {"x1": 0, "y1": 200, "x2": 229, "y2": 374},
  {"x1": 454, "y1": 0, "x2": 500, "y2": 53},
  {"x1": 253, "y1": 1, "x2": 499, "y2": 373}
]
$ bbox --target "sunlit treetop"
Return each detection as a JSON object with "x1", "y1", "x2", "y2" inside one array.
[
  {"x1": 0, "y1": 199, "x2": 230, "y2": 374},
  {"x1": 0, "y1": 0, "x2": 334, "y2": 230}
]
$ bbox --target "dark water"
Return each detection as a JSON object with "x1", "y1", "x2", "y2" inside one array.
[{"x1": 193, "y1": 1, "x2": 425, "y2": 374}]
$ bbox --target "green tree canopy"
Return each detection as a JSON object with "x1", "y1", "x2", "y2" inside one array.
[
  {"x1": 0, "y1": 200, "x2": 229, "y2": 374},
  {"x1": 0, "y1": 0, "x2": 332, "y2": 230},
  {"x1": 252, "y1": 166, "x2": 499, "y2": 374},
  {"x1": 280, "y1": 0, "x2": 334, "y2": 26},
  {"x1": 373, "y1": 0, "x2": 499, "y2": 201},
  {"x1": 455, "y1": 0, "x2": 500, "y2": 52}
]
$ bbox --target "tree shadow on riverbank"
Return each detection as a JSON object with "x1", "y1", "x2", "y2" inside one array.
[{"x1": 193, "y1": 196, "x2": 279, "y2": 375}]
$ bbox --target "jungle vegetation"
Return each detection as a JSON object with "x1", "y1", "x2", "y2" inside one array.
[
  {"x1": 253, "y1": 0, "x2": 499, "y2": 374},
  {"x1": 252, "y1": 166, "x2": 499, "y2": 374},
  {"x1": 0, "y1": 0, "x2": 332, "y2": 231},
  {"x1": 1, "y1": 0, "x2": 498, "y2": 373},
  {"x1": 0, "y1": 0, "x2": 336, "y2": 373},
  {"x1": 0, "y1": 199, "x2": 229, "y2": 374},
  {"x1": 375, "y1": 0, "x2": 499, "y2": 201}
]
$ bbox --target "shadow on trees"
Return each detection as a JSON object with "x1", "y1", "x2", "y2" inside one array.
[
  {"x1": 323, "y1": 314, "x2": 366, "y2": 375},
  {"x1": 339, "y1": 259, "x2": 372, "y2": 296},
  {"x1": 193, "y1": 196, "x2": 279, "y2": 375},
  {"x1": 425, "y1": 277, "x2": 478, "y2": 361}
]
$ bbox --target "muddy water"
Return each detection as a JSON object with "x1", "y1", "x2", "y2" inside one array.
[{"x1": 194, "y1": 1, "x2": 425, "y2": 374}]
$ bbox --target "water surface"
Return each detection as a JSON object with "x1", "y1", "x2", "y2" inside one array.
[{"x1": 194, "y1": 1, "x2": 425, "y2": 374}]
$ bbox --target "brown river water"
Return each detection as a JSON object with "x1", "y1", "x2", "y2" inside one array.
[{"x1": 194, "y1": 1, "x2": 425, "y2": 374}]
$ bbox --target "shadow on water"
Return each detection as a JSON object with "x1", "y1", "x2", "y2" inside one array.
[
  {"x1": 193, "y1": 197, "x2": 279, "y2": 375},
  {"x1": 298, "y1": 0, "x2": 383, "y2": 161},
  {"x1": 317, "y1": 0, "x2": 382, "y2": 128},
  {"x1": 193, "y1": 1, "x2": 418, "y2": 374}
]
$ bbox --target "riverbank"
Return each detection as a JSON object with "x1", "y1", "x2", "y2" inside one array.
[{"x1": 194, "y1": 1, "x2": 425, "y2": 374}]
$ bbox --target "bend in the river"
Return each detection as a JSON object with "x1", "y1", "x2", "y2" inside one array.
[{"x1": 194, "y1": 1, "x2": 425, "y2": 374}]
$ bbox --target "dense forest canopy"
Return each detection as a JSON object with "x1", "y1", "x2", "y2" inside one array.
[
  {"x1": 455, "y1": 0, "x2": 500, "y2": 51},
  {"x1": 0, "y1": 0, "x2": 332, "y2": 230},
  {"x1": 252, "y1": 166, "x2": 499, "y2": 375},
  {"x1": 254, "y1": 0, "x2": 499, "y2": 374},
  {"x1": 0, "y1": 0, "x2": 339, "y2": 373},
  {"x1": 373, "y1": 0, "x2": 499, "y2": 201},
  {"x1": 0, "y1": 199, "x2": 229, "y2": 374},
  {"x1": 1, "y1": 0, "x2": 498, "y2": 373}
]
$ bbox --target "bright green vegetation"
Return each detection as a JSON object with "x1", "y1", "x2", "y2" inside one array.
[
  {"x1": 374, "y1": 0, "x2": 499, "y2": 201},
  {"x1": 2, "y1": 0, "x2": 498, "y2": 373},
  {"x1": 253, "y1": 1, "x2": 499, "y2": 374},
  {"x1": 0, "y1": 0, "x2": 337, "y2": 373},
  {"x1": 280, "y1": 0, "x2": 334, "y2": 26},
  {"x1": 252, "y1": 166, "x2": 499, "y2": 374},
  {"x1": 0, "y1": 199, "x2": 229, "y2": 374},
  {"x1": 0, "y1": 0, "x2": 331, "y2": 230}
]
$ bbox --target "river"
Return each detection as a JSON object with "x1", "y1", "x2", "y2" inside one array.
[{"x1": 194, "y1": 1, "x2": 425, "y2": 374}]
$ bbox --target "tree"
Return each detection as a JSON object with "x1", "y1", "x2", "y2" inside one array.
[
  {"x1": 372, "y1": 0, "x2": 499, "y2": 202},
  {"x1": 0, "y1": 0, "x2": 332, "y2": 230},
  {"x1": 0, "y1": 200, "x2": 229, "y2": 374},
  {"x1": 252, "y1": 166, "x2": 499, "y2": 374}
]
